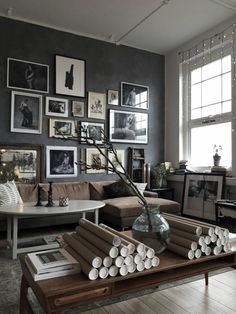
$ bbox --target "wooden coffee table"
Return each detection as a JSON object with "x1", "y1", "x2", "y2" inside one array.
[{"x1": 19, "y1": 245, "x2": 236, "y2": 314}]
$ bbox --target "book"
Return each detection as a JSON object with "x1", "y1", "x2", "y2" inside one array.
[
  {"x1": 25, "y1": 256, "x2": 80, "y2": 281},
  {"x1": 27, "y1": 248, "x2": 79, "y2": 274}
]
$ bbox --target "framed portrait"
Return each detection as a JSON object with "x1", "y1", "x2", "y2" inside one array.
[
  {"x1": 7, "y1": 58, "x2": 49, "y2": 93},
  {"x1": 107, "y1": 89, "x2": 118, "y2": 106},
  {"x1": 46, "y1": 146, "x2": 78, "y2": 178},
  {"x1": 45, "y1": 97, "x2": 69, "y2": 117},
  {"x1": 182, "y1": 173, "x2": 225, "y2": 221},
  {"x1": 81, "y1": 122, "x2": 104, "y2": 144},
  {"x1": 0, "y1": 144, "x2": 41, "y2": 183},
  {"x1": 49, "y1": 119, "x2": 76, "y2": 138},
  {"x1": 86, "y1": 148, "x2": 106, "y2": 174},
  {"x1": 55, "y1": 55, "x2": 85, "y2": 97},
  {"x1": 108, "y1": 149, "x2": 125, "y2": 174},
  {"x1": 72, "y1": 100, "x2": 85, "y2": 117},
  {"x1": 121, "y1": 82, "x2": 149, "y2": 109},
  {"x1": 88, "y1": 91, "x2": 106, "y2": 120},
  {"x1": 109, "y1": 109, "x2": 148, "y2": 144},
  {"x1": 11, "y1": 91, "x2": 42, "y2": 134}
]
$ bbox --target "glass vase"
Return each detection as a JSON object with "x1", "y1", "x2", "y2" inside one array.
[{"x1": 132, "y1": 204, "x2": 170, "y2": 254}]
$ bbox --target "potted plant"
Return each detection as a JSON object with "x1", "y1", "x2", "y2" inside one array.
[
  {"x1": 152, "y1": 163, "x2": 168, "y2": 188},
  {"x1": 213, "y1": 145, "x2": 222, "y2": 166}
]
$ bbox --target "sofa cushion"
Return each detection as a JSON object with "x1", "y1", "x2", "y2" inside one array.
[
  {"x1": 0, "y1": 181, "x2": 23, "y2": 205},
  {"x1": 103, "y1": 196, "x2": 180, "y2": 218},
  {"x1": 17, "y1": 183, "x2": 39, "y2": 202},
  {"x1": 104, "y1": 181, "x2": 136, "y2": 198},
  {"x1": 89, "y1": 181, "x2": 114, "y2": 200}
]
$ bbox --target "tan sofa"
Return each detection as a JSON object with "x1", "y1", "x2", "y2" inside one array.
[{"x1": 0, "y1": 181, "x2": 180, "y2": 231}]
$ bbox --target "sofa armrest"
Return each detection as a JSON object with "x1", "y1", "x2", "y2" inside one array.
[{"x1": 143, "y1": 191, "x2": 158, "y2": 198}]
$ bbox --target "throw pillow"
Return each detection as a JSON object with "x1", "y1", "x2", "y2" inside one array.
[
  {"x1": 134, "y1": 182, "x2": 147, "y2": 196},
  {"x1": 104, "y1": 180, "x2": 136, "y2": 198},
  {"x1": 0, "y1": 181, "x2": 23, "y2": 206}
]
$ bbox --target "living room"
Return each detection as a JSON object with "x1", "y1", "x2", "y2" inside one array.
[{"x1": 0, "y1": 0, "x2": 236, "y2": 313}]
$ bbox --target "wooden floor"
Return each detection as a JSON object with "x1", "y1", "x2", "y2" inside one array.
[{"x1": 83, "y1": 270, "x2": 236, "y2": 314}]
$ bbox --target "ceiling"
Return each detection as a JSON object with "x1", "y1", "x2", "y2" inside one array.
[{"x1": 0, "y1": 0, "x2": 236, "y2": 54}]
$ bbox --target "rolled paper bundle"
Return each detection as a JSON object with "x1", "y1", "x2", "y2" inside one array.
[
  {"x1": 169, "y1": 234, "x2": 198, "y2": 251},
  {"x1": 119, "y1": 244, "x2": 129, "y2": 257},
  {"x1": 200, "y1": 226, "x2": 215, "y2": 237},
  {"x1": 136, "y1": 261, "x2": 145, "y2": 272},
  {"x1": 127, "y1": 263, "x2": 136, "y2": 273},
  {"x1": 198, "y1": 236, "x2": 206, "y2": 246},
  {"x1": 78, "y1": 219, "x2": 121, "y2": 247},
  {"x1": 99, "y1": 223, "x2": 145, "y2": 253},
  {"x1": 201, "y1": 242, "x2": 207, "y2": 252},
  {"x1": 223, "y1": 228, "x2": 230, "y2": 237},
  {"x1": 139, "y1": 250, "x2": 147, "y2": 260},
  {"x1": 144, "y1": 258, "x2": 152, "y2": 269},
  {"x1": 170, "y1": 227, "x2": 203, "y2": 245},
  {"x1": 218, "y1": 230, "x2": 224, "y2": 239},
  {"x1": 221, "y1": 236, "x2": 226, "y2": 246},
  {"x1": 215, "y1": 226, "x2": 222, "y2": 235},
  {"x1": 167, "y1": 242, "x2": 195, "y2": 260},
  {"x1": 217, "y1": 245, "x2": 222, "y2": 254},
  {"x1": 99, "y1": 266, "x2": 109, "y2": 279},
  {"x1": 212, "y1": 246, "x2": 220, "y2": 255},
  {"x1": 146, "y1": 247, "x2": 155, "y2": 259},
  {"x1": 204, "y1": 236, "x2": 211, "y2": 245},
  {"x1": 63, "y1": 234, "x2": 102, "y2": 268},
  {"x1": 108, "y1": 265, "x2": 119, "y2": 277},
  {"x1": 210, "y1": 234, "x2": 217, "y2": 243},
  {"x1": 119, "y1": 264, "x2": 128, "y2": 276},
  {"x1": 134, "y1": 253, "x2": 142, "y2": 265},
  {"x1": 77, "y1": 226, "x2": 119, "y2": 258},
  {"x1": 72, "y1": 233, "x2": 113, "y2": 267},
  {"x1": 124, "y1": 254, "x2": 134, "y2": 266},
  {"x1": 223, "y1": 243, "x2": 231, "y2": 252},
  {"x1": 65, "y1": 245, "x2": 98, "y2": 280},
  {"x1": 151, "y1": 256, "x2": 160, "y2": 267},
  {"x1": 114, "y1": 256, "x2": 124, "y2": 268},
  {"x1": 164, "y1": 216, "x2": 202, "y2": 236},
  {"x1": 194, "y1": 249, "x2": 202, "y2": 258},
  {"x1": 216, "y1": 238, "x2": 222, "y2": 247},
  {"x1": 126, "y1": 243, "x2": 136, "y2": 255},
  {"x1": 205, "y1": 246, "x2": 211, "y2": 256}
]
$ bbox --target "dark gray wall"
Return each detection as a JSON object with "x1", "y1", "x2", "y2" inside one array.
[{"x1": 0, "y1": 17, "x2": 165, "y2": 182}]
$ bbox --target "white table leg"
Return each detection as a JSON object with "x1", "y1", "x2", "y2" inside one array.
[
  {"x1": 12, "y1": 216, "x2": 18, "y2": 259},
  {"x1": 95, "y1": 209, "x2": 99, "y2": 225},
  {"x1": 7, "y1": 216, "x2": 12, "y2": 245},
  {"x1": 82, "y1": 212, "x2": 86, "y2": 220}
]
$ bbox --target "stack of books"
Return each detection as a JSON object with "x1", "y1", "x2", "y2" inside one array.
[
  {"x1": 211, "y1": 166, "x2": 226, "y2": 173},
  {"x1": 25, "y1": 248, "x2": 81, "y2": 281}
]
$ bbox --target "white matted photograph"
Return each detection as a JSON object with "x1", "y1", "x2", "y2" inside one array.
[
  {"x1": 55, "y1": 55, "x2": 85, "y2": 97},
  {"x1": 80, "y1": 122, "x2": 104, "y2": 144},
  {"x1": 121, "y1": 82, "x2": 149, "y2": 109},
  {"x1": 107, "y1": 89, "x2": 119, "y2": 106},
  {"x1": 72, "y1": 100, "x2": 85, "y2": 117},
  {"x1": 49, "y1": 119, "x2": 76, "y2": 138},
  {"x1": 7, "y1": 58, "x2": 49, "y2": 93},
  {"x1": 86, "y1": 148, "x2": 106, "y2": 174},
  {"x1": 88, "y1": 91, "x2": 106, "y2": 120},
  {"x1": 11, "y1": 91, "x2": 42, "y2": 134},
  {"x1": 45, "y1": 97, "x2": 68, "y2": 117},
  {"x1": 109, "y1": 109, "x2": 148, "y2": 144},
  {"x1": 108, "y1": 149, "x2": 125, "y2": 174},
  {"x1": 46, "y1": 146, "x2": 78, "y2": 178}
]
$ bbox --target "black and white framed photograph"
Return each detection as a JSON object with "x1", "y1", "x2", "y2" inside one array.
[
  {"x1": 81, "y1": 122, "x2": 104, "y2": 144},
  {"x1": 88, "y1": 91, "x2": 106, "y2": 120},
  {"x1": 7, "y1": 58, "x2": 49, "y2": 93},
  {"x1": 45, "y1": 97, "x2": 69, "y2": 117},
  {"x1": 109, "y1": 109, "x2": 148, "y2": 144},
  {"x1": 121, "y1": 82, "x2": 149, "y2": 109},
  {"x1": 11, "y1": 91, "x2": 42, "y2": 134},
  {"x1": 108, "y1": 149, "x2": 125, "y2": 174},
  {"x1": 46, "y1": 146, "x2": 77, "y2": 178},
  {"x1": 72, "y1": 100, "x2": 85, "y2": 117},
  {"x1": 49, "y1": 119, "x2": 76, "y2": 138},
  {"x1": 107, "y1": 89, "x2": 119, "y2": 106},
  {"x1": 55, "y1": 55, "x2": 85, "y2": 97},
  {"x1": 182, "y1": 173, "x2": 225, "y2": 221},
  {"x1": 0, "y1": 144, "x2": 41, "y2": 183},
  {"x1": 86, "y1": 148, "x2": 106, "y2": 174}
]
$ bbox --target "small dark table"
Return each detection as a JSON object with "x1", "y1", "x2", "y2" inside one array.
[
  {"x1": 147, "y1": 187, "x2": 174, "y2": 200},
  {"x1": 215, "y1": 200, "x2": 236, "y2": 223}
]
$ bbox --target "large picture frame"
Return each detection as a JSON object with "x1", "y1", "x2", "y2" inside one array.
[
  {"x1": 11, "y1": 91, "x2": 42, "y2": 134},
  {"x1": 46, "y1": 146, "x2": 77, "y2": 178},
  {"x1": 80, "y1": 122, "x2": 104, "y2": 144},
  {"x1": 55, "y1": 55, "x2": 85, "y2": 97},
  {"x1": 0, "y1": 144, "x2": 41, "y2": 183},
  {"x1": 121, "y1": 82, "x2": 149, "y2": 109},
  {"x1": 49, "y1": 119, "x2": 76, "y2": 138},
  {"x1": 109, "y1": 109, "x2": 148, "y2": 144},
  {"x1": 7, "y1": 58, "x2": 49, "y2": 93},
  {"x1": 88, "y1": 91, "x2": 106, "y2": 120},
  {"x1": 86, "y1": 148, "x2": 106, "y2": 174},
  {"x1": 182, "y1": 173, "x2": 225, "y2": 221},
  {"x1": 45, "y1": 96, "x2": 69, "y2": 117}
]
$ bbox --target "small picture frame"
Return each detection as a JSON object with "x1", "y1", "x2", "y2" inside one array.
[
  {"x1": 72, "y1": 100, "x2": 85, "y2": 117},
  {"x1": 107, "y1": 89, "x2": 119, "y2": 106},
  {"x1": 46, "y1": 146, "x2": 78, "y2": 178},
  {"x1": 45, "y1": 97, "x2": 69, "y2": 117},
  {"x1": 49, "y1": 119, "x2": 76, "y2": 138},
  {"x1": 108, "y1": 149, "x2": 125, "y2": 174},
  {"x1": 55, "y1": 55, "x2": 85, "y2": 97},
  {"x1": 88, "y1": 91, "x2": 106, "y2": 120},
  {"x1": 121, "y1": 82, "x2": 149, "y2": 109},
  {"x1": 11, "y1": 91, "x2": 42, "y2": 134},
  {"x1": 81, "y1": 122, "x2": 104, "y2": 144},
  {"x1": 86, "y1": 148, "x2": 106, "y2": 174},
  {"x1": 7, "y1": 58, "x2": 49, "y2": 93}
]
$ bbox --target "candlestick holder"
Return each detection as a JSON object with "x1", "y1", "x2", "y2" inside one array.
[
  {"x1": 35, "y1": 186, "x2": 43, "y2": 206},
  {"x1": 46, "y1": 181, "x2": 54, "y2": 207}
]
